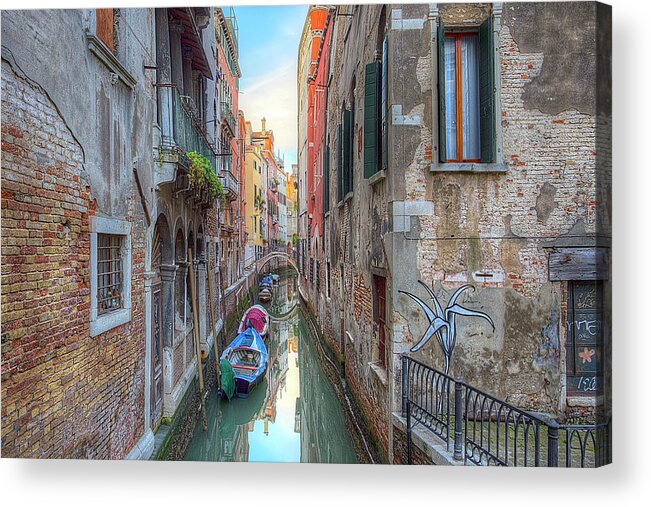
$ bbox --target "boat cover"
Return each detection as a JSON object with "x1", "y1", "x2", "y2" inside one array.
[
  {"x1": 219, "y1": 359, "x2": 236, "y2": 400},
  {"x1": 241, "y1": 306, "x2": 267, "y2": 335}
]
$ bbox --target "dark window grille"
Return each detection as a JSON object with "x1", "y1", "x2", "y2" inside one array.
[
  {"x1": 316, "y1": 260, "x2": 321, "y2": 293},
  {"x1": 98, "y1": 234, "x2": 123, "y2": 314}
]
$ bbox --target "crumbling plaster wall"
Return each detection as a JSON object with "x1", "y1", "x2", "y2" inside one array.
[{"x1": 392, "y1": 2, "x2": 608, "y2": 416}]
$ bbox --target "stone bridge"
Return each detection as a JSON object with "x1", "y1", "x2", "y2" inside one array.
[{"x1": 255, "y1": 250, "x2": 299, "y2": 275}]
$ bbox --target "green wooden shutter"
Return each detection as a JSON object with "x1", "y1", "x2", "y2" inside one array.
[
  {"x1": 343, "y1": 109, "x2": 352, "y2": 196},
  {"x1": 381, "y1": 36, "x2": 389, "y2": 171},
  {"x1": 364, "y1": 62, "x2": 380, "y2": 179},
  {"x1": 479, "y1": 16, "x2": 495, "y2": 163},
  {"x1": 323, "y1": 145, "x2": 330, "y2": 213},
  {"x1": 437, "y1": 21, "x2": 447, "y2": 163},
  {"x1": 337, "y1": 124, "x2": 343, "y2": 202}
]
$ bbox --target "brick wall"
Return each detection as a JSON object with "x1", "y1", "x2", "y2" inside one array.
[
  {"x1": 1, "y1": 60, "x2": 146, "y2": 459},
  {"x1": 392, "y1": 424, "x2": 434, "y2": 466}
]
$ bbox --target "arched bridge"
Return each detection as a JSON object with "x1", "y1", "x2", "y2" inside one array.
[{"x1": 255, "y1": 250, "x2": 299, "y2": 275}]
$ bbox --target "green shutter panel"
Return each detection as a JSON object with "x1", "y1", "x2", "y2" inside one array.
[
  {"x1": 479, "y1": 16, "x2": 495, "y2": 163},
  {"x1": 381, "y1": 37, "x2": 389, "y2": 171},
  {"x1": 337, "y1": 124, "x2": 343, "y2": 202},
  {"x1": 323, "y1": 145, "x2": 330, "y2": 213},
  {"x1": 343, "y1": 109, "x2": 352, "y2": 196},
  {"x1": 437, "y1": 21, "x2": 447, "y2": 163},
  {"x1": 364, "y1": 62, "x2": 380, "y2": 179}
]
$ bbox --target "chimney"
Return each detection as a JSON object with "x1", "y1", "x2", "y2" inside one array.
[{"x1": 261, "y1": 117, "x2": 266, "y2": 133}]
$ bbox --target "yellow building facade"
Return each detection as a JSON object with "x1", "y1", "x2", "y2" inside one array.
[{"x1": 244, "y1": 121, "x2": 264, "y2": 266}]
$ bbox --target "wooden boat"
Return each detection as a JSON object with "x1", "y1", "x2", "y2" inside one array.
[
  {"x1": 220, "y1": 326, "x2": 268, "y2": 398},
  {"x1": 239, "y1": 304, "x2": 270, "y2": 339},
  {"x1": 259, "y1": 287, "x2": 272, "y2": 303},
  {"x1": 260, "y1": 274, "x2": 273, "y2": 290}
]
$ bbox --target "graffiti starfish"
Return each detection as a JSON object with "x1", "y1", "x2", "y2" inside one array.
[{"x1": 399, "y1": 281, "x2": 495, "y2": 375}]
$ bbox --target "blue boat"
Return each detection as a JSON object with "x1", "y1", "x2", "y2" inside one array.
[
  {"x1": 220, "y1": 325, "x2": 268, "y2": 398},
  {"x1": 260, "y1": 274, "x2": 273, "y2": 287}
]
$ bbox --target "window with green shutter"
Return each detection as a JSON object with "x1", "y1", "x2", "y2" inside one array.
[
  {"x1": 438, "y1": 17, "x2": 495, "y2": 164},
  {"x1": 380, "y1": 36, "x2": 388, "y2": 171},
  {"x1": 343, "y1": 109, "x2": 352, "y2": 196},
  {"x1": 364, "y1": 61, "x2": 379, "y2": 178},
  {"x1": 337, "y1": 123, "x2": 343, "y2": 202},
  {"x1": 323, "y1": 145, "x2": 330, "y2": 213}
]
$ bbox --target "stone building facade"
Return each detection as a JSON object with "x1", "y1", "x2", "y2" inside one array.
[
  {"x1": 1, "y1": 6, "x2": 245, "y2": 459},
  {"x1": 298, "y1": 2, "x2": 611, "y2": 461}
]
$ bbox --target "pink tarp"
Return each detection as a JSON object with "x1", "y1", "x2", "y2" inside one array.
[{"x1": 241, "y1": 307, "x2": 267, "y2": 334}]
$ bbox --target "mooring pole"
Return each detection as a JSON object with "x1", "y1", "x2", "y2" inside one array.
[
  {"x1": 206, "y1": 245, "x2": 221, "y2": 390},
  {"x1": 188, "y1": 248, "x2": 207, "y2": 432}
]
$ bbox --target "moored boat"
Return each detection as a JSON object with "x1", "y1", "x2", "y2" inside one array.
[
  {"x1": 239, "y1": 304, "x2": 270, "y2": 339},
  {"x1": 220, "y1": 326, "x2": 268, "y2": 398},
  {"x1": 259, "y1": 287, "x2": 272, "y2": 303}
]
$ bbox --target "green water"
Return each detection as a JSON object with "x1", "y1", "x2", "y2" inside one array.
[{"x1": 183, "y1": 275, "x2": 358, "y2": 463}]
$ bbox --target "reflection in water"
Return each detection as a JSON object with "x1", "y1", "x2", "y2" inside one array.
[{"x1": 183, "y1": 274, "x2": 358, "y2": 463}]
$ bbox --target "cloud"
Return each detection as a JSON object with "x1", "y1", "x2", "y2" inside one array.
[{"x1": 239, "y1": 62, "x2": 298, "y2": 167}]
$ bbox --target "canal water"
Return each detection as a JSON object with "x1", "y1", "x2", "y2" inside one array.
[{"x1": 183, "y1": 273, "x2": 358, "y2": 463}]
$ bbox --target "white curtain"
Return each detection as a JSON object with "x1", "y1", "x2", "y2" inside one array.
[
  {"x1": 444, "y1": 38, "x2": 457, "y2": 161},
  {"x1": 461, "y1": 36, "x2": 481, "y2": 160}
]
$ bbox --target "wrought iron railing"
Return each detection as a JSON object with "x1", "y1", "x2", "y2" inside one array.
[
  {"x1": 220, "y1": 168, "x2": 238, "y2": 198},
  {"x1": 401, "y1": 355, "x2": 611, "y2": 467},
  {"x1": 220, "y1": 101, "x2": 236, "y2": 134},
  {"x1": 463, "y1": 383, "x2": 548, "y2": 466},
  {"x1": 402, "y1": 356, "x2": 454, "y2": 457},
  {"x1": 173, "y1": 88, "x2": 216, "y2": 171},
  {"x1": 558, "y1": 420, "x2": 611, "y2": 467}
]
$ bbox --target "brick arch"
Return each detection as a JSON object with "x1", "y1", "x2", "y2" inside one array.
[
  {"x1": 174, "y1": 227, "x2": 185, "y2": 262},
  {"x1": 152, "y1": 213, "x2": 173, "y2": 267}
]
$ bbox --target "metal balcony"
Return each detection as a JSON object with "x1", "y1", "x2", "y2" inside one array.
[
  {"x1": 220, "y1": 101, "x2": 236, "y2": 135},
  {"x1": 173, "y1": 88, "x2": 216, "y2": 171},
  {"x1": 220, "y1": 169, "x2": 239, "y2": 200}
]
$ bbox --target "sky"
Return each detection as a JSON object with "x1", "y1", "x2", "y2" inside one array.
[{"x1": 233, "y1": 4, "x2": 309, "y2": 171}]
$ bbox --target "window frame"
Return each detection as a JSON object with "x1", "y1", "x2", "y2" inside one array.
[
  {"x1": 430, "y1": 6, "x2": 506, "y2": 173},
  {"x1": 90, "y1": 216, "x2": 132, "y2": 337}
]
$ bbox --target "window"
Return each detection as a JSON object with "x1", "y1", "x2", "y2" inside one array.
[
  {"x1": 97, "y1": 234, "x2": 123, "y2": 315},
  {"x1": 316, "y1": 260, "x2": 321, "y2": 294},
  {"x1": 442, "y1": 32, "x2": 481, "y2": 162},
  {"x1": 566, "y1": 281, "x2": 604, "y2": 396},
  {"x1": 373, "y1": 274, "x2": 387, "y2": 369},
  {"x1": 323, "y1": 144, "x2": 330, "y2": 213},
  {"x1": 90, "y1": 217, "x2": 132, "y2": 336},
  {"x1": 86, "y1": 8, "x2": 135, "y2": 88},
  {"x1": 337, "y1": 106, "x2": 354, "y2": 202},
  {"x1": 96, "y1": 9, "x2": 115, "y2": 53},
  {"x1": 364, "y1": 32, "x2": 388, "y2": 179},
  {"x1": 434, "y1": 14, "x2": 503, "y2": 169},
  {"x1": 309, "y1": 257, "x2": 314, "y2": 286}
]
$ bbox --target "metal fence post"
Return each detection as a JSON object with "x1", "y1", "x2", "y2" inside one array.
[
  {"x1": 401, "y1": 354, "x2": 408, "y2": 418},
  {"x1": 547, "y1": 422, "x2": 559, "y2": 467},
  {"x1": 454, "y1": 379, "x2": 463, "y2": 461},
  {"x1": 406, "y1": 399, "x2": 412, "y2": 465}
]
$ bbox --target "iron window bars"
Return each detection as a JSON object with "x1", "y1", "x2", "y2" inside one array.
[{"x1": 97, "y1": 234, "x2": 123, "y2": 315}]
